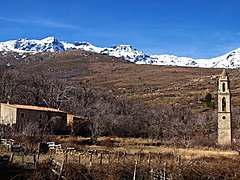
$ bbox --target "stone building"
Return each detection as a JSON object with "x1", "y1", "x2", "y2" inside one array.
[
  {"x1": 0, "y1": 103, "x2": 70, "y2": 134},
  {"x1": 218, "y1": 69, "x2": 232, "y2": 145}
]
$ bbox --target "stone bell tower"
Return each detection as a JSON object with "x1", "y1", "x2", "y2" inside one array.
[{"x1": 218, "y1": 69, "x2": 232, "y2": 145}]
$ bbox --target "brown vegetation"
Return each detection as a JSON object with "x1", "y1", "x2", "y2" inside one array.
[
  {"x1": 1, "y1": 50, "x2": 240, "y2": 178},
  {"x1": 1, "y1": 50, "x2": 240, "y2": 146},
  {"x1": 3, "y1": 148, "x2": 240, "y2": 180}
]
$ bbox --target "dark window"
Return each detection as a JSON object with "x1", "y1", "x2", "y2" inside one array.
[
  {"x1": 20, "y1": 112, "x2": 25, "y2": 118},
  {"x1": 222, "y1": 83, "x2": 226, "y2": 92},
  {"x1": 222, "y1": 116, "x2": 226, "y2": 120},
  {"x1": 222, "y1": 97, "x2": 226, "y2": 111},
  {"x1": 39, "y1": 113, "x2": 43, "y2": 120}
]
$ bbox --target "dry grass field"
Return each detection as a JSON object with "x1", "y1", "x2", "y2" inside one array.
[
  {"x1": 57, "y1": 136, "x2": 239, "y2": 158},
  {"x1": 1, "y1": 136, "x2": 240, "y2": 179}
]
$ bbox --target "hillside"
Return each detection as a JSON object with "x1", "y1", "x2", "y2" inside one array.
[{"x1": 2, "y1": 49, "x2": 240, "y2": 112}]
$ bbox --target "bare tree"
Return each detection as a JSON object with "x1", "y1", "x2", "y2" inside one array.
[{"x1": 0, "y1": 70, "x2": 21, "y2": 102}]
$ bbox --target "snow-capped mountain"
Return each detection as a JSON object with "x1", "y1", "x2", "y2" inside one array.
[
  {"x1": 101, "y1": 45, "x2": 152, "y2": 63},
  {"x1": 0, "y1": 37, "x2": 65, "y2": 53},
  {"x1": 197, "y1": 48, "x2": 240, "y2": 68},
  {"x1": 0, "y1": 37, "x2": 240, "y2": 68}
]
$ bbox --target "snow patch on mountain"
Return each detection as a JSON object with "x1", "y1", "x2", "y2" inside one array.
[
  {"x1": 100, "y1": 45, "x2": 151, "y2": 63},
  {"x1": 0, "y1": 37, "x2": 240, "y2": 68},
  {"x1": 61, "y1": 41, "x2": 104, "y2": 53},
  {"x1": 0, "y1": 37, "x2": 65, "y2": 53}
]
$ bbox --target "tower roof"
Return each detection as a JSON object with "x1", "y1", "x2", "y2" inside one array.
[{"x1": 220, "y1": 69, "x2": 227, "y2": 78}]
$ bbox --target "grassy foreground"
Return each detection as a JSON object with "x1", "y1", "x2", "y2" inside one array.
[{"x1": 1, "y1": 136, "x2": 240, "y2": 180}]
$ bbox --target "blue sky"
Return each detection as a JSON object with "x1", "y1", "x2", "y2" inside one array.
[{"x1": 1, "y1": 0, "x2": 240, "y2": 58}]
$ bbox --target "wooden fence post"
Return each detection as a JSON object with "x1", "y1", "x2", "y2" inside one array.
[
  {"x1": 58, "y1": 158, "x2": 65, "y2": 180},
  {"x1": 117, "y1": 152, "x2": 120, "y2": 161},
  {"x1": 33, "y1": 152, "x2": 39, "y2": 168},
  {"x1": 158, "y1": 152, "x2": 161, "y2": 165},
  {"x1": 99, "y1": 153, "x2": 102, "y2": 165},
  {"x1": 78, "y1": 153, "x2": 81, "y2": 165},
  {"x1": 89, "y1": 152, "x2": 92, "y2": 168},
  {"x1": 150, "y1": 168, "x2": 154, "y2": 180},
  {"x1": 65, "y1": 154, "x2": 68, "y2": 164},
  {"x1": 148, "y1": 152, "x2": 151, "y2": 167},
  {"x1": 138, "y1": 154, "x2": 141, "y2": 165},
  {"x1": 163, "y1": 162, "x2": 166, "y2": 180},
  {"x1": 123, "y1": 151, "x2": 126, "y2": 162},
  {"x1": 108, "y1": 151, "x2": 111, "y2": 164},
  {"x1": 133, "y1": 160, "x2": 138, "y2": 180},
  {"x1": 177, "y1": 155, "x2": 181, "y2": 165},
  {"x1": 10, "y1": 153, "x2": 14, "y2": 164},
  {"x1": 21, "y1": 152, "x2": 24, "y2": 164}
]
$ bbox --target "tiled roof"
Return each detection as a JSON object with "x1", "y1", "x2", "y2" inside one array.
[{"x1": 2, "y1": 103, "x2": 65, "y2": 113}]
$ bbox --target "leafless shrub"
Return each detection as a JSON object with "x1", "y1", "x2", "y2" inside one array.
[{"x1": 99, "y1": 138, "x2": 119, "y2": 147}]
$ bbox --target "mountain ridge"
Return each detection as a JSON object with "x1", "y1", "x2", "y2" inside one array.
[{"x1": 0, "y1": 37, "x2": 240, "y2": 68}]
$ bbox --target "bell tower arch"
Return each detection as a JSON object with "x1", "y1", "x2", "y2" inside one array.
[{"x1": 218, "y1": 69, "x2": 232, "y2": 145}]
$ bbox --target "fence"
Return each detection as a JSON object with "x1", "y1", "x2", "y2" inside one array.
[
  {"x1": 49, "y1": 157, "x2": 66, "y2": 180},
  {"x1": 0, "y1": 140, "x2": 180, "y2": 179},
  {"x1": 50, "y1": 150, "x2": 178, "y2": 180}
]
